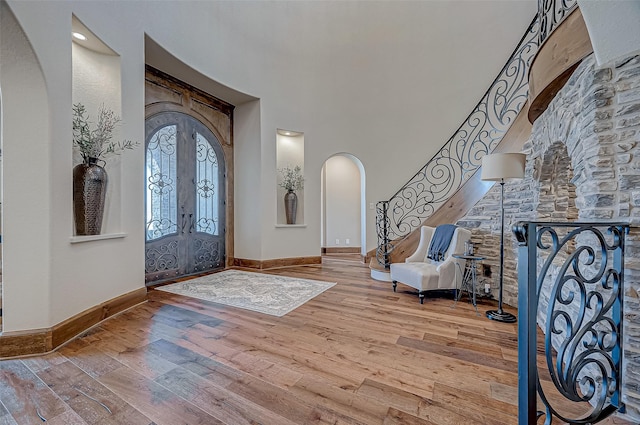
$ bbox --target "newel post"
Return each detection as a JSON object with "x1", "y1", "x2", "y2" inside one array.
[{"x1": 514, "y1": 221, "x2": 538, "y2": 424}]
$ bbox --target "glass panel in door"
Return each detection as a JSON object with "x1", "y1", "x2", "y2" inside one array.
[
  {"x1": 144, "y1": 116, "x2": 184, "y2": 283},
  {"x1": 146, "y1": 125, "x2": 178, "y2": 240},
  {"x1": 187, "y1": 120, "x2": 225, "y2": 274},
  {"x1": 195, "y1": 132, "x2": 220, "y2": 235}
]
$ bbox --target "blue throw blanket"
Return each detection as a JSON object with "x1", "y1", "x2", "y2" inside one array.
[{"x1": 427, "y1": 224, "x2": 457, "y2": 261}]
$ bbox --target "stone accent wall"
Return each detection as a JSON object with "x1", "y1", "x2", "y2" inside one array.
[
  {"x1": 457, "y1": 53, "x2": 640, "y2": 420},
  {"x1": 457, "y1": 181, "x2": 524, "y2": 303}
]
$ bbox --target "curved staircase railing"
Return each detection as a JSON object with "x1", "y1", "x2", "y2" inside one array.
[{"x1": 376, "y1": 0, "x2": 578, "y2": 268}]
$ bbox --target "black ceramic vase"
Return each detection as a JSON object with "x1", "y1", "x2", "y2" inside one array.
[
  {"x1": 73, "y1": 158, "x2": 108, "y2": 235},
  {"x1": 284, "y1": 190, "x2": 298, "y2": 224}
]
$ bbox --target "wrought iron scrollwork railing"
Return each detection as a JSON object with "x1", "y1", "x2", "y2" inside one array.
[
  {"x1": 375, "y1": 1, "x2": 578, "y2": 267},
  {"x1": 538, "y1": 0, "x2": 578, "y2": 44},
  {"x1": 514, "y1": 221, "x2": 627, "y2": 425}
]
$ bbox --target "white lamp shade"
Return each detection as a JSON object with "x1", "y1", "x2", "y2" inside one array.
[{"x1": 481, "y1": 152, "x2": 526, "y2": 181}]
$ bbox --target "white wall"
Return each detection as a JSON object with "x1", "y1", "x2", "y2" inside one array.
[
  {"x1": 234, "y1": 100, "x2": 262, "y2": 261},
  {"x1": 3, "y1": 0, "x2": 145, "y2": 331},
  {"x1": 1, "y1": 0, "x2": 536, "y2": 330},
  {"x1": 323, "y1": 155, "x2": 361, "y2": 248},
  {"x1": 0, "y1": 1, "x2": 52, "y2": 330},
  {"x1": 579, "y1": 0, "x2": 640, "y2": 66},
  {"x1": 0, "y1": 87, "x2": 2, "y2": 276}
]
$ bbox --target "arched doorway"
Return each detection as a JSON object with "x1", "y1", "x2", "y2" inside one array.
[
  {"x1": 145, "y1": 112, "x2": 227, "y2": 283},
  {"x1": 144, "y1": 67, "x2": 234, "y2": 285},
  {"x1": 321, "y1": 154, "x2": 366, "y2": 257}
]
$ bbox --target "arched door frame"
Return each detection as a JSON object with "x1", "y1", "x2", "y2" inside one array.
[
  {"x1": 321, "y1": 153, "x2": 366, "y2": 256},
  {"x1": 144, "y1": 66, "x2": 234, "y2": 274}
]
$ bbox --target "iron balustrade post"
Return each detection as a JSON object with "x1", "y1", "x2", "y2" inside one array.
[
  {"x1": 514, "y1": 221, "x2": 538, "y2": 424},
  {"x1": 513, "y1": 221, "x2": 628, "y2": 424},
  {"x1": 376, "y1": 201, "x2": 391, "y2": 268},
  {"x1": 611, "y1": 224, "x2": 626, "y2": 413},
  {"x1": 383, "y1": 202, "x2": 390, "y2": 268}
]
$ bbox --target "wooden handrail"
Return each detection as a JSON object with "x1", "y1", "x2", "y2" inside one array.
[{"x1": 528, "y1": 8, "x2": 593, "y2": 123}]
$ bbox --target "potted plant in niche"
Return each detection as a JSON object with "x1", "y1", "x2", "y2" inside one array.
[
  {"x1": 72, "y1": 103, "x2": 138, "y2": 235},
  {"x1": 278, "y1": 165, "x2": 304, "y2": 224}
]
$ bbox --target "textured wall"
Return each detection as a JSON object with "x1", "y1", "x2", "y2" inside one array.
[{"x1": 579, "y1": 0, "x2": 640, "y2": 66}]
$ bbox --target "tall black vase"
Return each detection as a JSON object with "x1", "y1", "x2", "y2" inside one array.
[
  {"x1": 73, "y1": 158, "x2": 108, "y2": 235},
  {"x1": 284, "y1": 190, "x2": 298, "y2": 224}
]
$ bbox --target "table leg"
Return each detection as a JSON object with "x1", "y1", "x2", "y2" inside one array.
[
  {"x1": 470, "y1": 260, "x2": 479, "y2": 315},
  {"x1": 452, "y1": 262, "x2": 463, "y2": 307}
]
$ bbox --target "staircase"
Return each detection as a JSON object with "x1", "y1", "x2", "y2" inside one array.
[{"x1": 371, "y1": 0, "x2": 578, "y2": 280}]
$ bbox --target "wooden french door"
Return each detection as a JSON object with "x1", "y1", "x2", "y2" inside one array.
[{"x1": 144, "y1": 111, "x2": 226, "y2": 283}]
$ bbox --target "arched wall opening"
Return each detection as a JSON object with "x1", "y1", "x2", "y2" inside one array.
[
  {"x1": 532, "y1": 142, "x2": 580, "y2": 332},
  {"x1": 0, "y1": 0, "x2": 52, "y2": 332},
  {"x1": 534, "y1": 142, "x2": 578, "y2": 222},
  {"x1": 144, "y1": 35, "x2": 262, "y2": 262},
  {"x1": 0, "y1": 83, "x2": 3, "y2": 331},
  {"x1": 321, "y1": 153, "x2": 366, "y2": 256}
]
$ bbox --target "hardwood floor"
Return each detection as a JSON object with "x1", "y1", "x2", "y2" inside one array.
[{"x1": 0, "y1": 256, "x2": 632, "y2": 424}]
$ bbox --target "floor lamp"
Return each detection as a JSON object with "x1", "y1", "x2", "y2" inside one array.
[{"x1": 481, "y1": 152, "x2": 526, "y2": 323}]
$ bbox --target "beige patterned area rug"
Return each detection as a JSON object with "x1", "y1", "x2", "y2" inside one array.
[{"x1": 156, "y1": 269, "x2": 336, "y2": 317}]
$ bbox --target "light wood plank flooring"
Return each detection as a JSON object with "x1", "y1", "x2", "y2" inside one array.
[{"x1": 0, "y1": 256, "x2": 632, "y2": 424}]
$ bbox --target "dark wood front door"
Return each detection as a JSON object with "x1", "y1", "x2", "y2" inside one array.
[{"x1": 144, "y1": 111, "x2": 226, "y2": 284}]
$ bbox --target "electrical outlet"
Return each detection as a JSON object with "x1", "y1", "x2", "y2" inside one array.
[
  {"x1": 335, "y1": 239, "x2": 340, "y2": 245},
  {"x1": 346, "y1": 238, "x2": 350, "y2": 245}
]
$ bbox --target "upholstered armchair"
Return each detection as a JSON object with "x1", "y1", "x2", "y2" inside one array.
[{"x1": 390, "y1": 225, "x2": 471, "y2": 304}]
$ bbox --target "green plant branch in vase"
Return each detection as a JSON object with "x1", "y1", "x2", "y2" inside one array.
[
  {"x1": 72, "y1": 103, "x2": 139, "y2": 235},
  {"x1": 73, "y1": 103, "x2": 138, "y2": 164},
  {"x1": 278, "y1": 165, "x2": 304, "y2": 224}
]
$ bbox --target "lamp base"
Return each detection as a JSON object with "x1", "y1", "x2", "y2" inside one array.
[{"x1": 486, "y1": 309, "x2": 517, "y2": 323}]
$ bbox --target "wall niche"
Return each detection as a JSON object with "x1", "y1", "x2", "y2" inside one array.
[
  {"x1": 276, "y1": 129, "x2": 304, "y2": 226},
  {"x1": 71, "y1": 15, "x2": 123, "y2": 238}
]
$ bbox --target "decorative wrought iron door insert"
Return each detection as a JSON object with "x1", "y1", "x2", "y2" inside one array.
[{"x1": 145, "y1": 112, "x2": 226, "y2": 284}]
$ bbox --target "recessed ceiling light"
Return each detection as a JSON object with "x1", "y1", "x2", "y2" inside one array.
[
  {"x1": 277, "y1": 129, "x2": 302, "y2": 137},
  {"x1": 72, "y1": 32, "x2": 87, "y2": 41}
]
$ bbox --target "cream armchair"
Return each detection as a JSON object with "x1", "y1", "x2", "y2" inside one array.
[{"x1": 390, "y1": 225, "x2": 471, "y2": 304}]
